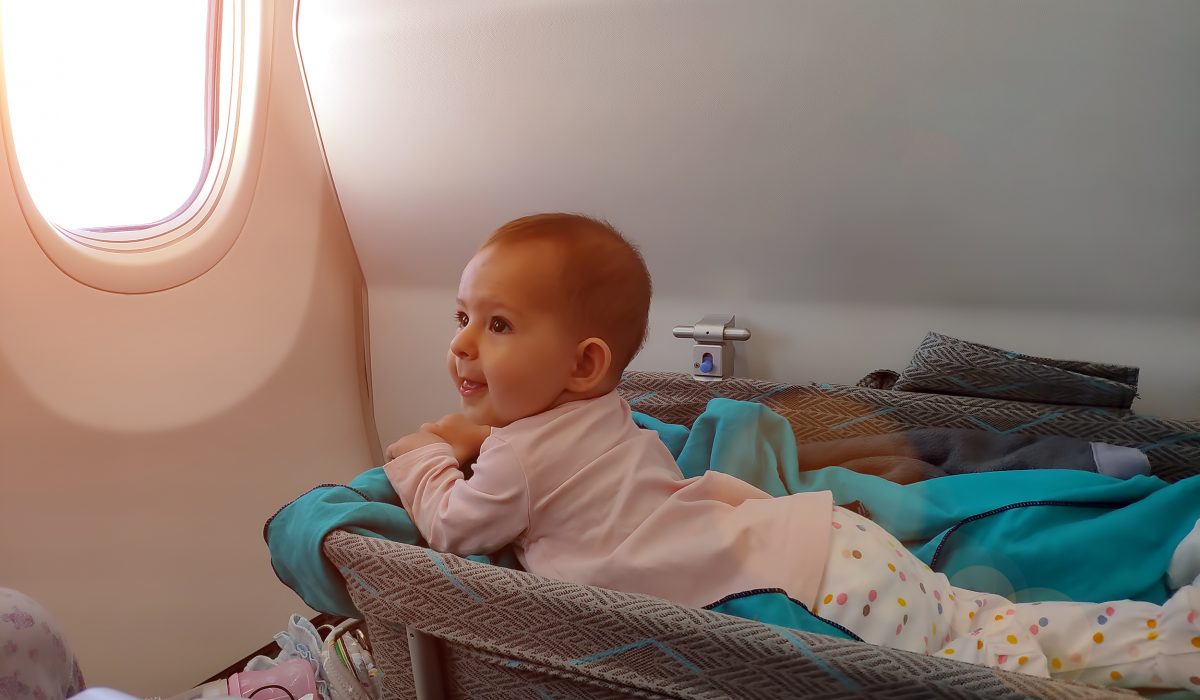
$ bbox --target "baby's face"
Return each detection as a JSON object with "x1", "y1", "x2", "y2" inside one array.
[{"x1": 448, "y1": 241, "x2": 580, "y2": 427}]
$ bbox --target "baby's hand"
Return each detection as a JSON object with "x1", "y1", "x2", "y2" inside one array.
[
  {"x1": 384, "y1": 430, "x2": 443, "y2": 461},
  {"x1": 420, "y1": 413, "x2": 492, "y2": 466}
]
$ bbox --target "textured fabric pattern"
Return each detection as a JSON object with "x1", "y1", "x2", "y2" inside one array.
[
  {"x1": 617, "y1": 371, "x2": 1199, "y2": 484},
  {"x1": 325, "y1": 531, "x2": 1132, "y2": 699},
  {"x1": 892, "y1": 332, "x2": 1139, "y2": 409},
  {"x1": 855, "y1": 369, "x2": 899, "y2": 390}
]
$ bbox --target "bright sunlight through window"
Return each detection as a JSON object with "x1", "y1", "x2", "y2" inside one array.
[{"x1": 2, "y1": 0, "x2": 213, "y2": 233}]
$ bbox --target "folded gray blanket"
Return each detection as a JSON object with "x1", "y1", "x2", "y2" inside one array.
[
  {"x1": 893, "y1": 331, "x2": 1140, "y2": 408},
  {"x1": 795, "y1": 428, "x2": 1149, "y2": 485}
]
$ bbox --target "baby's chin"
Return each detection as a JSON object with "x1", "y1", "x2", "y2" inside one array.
[{"x1": 459, "y1": 403, "x2": 503, "y2": 429}]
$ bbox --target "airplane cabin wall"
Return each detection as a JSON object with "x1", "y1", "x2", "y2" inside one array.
[
  {"x1": 0, "y1": 0, "x2": 374, "y2": 694},
  {"x1": 296, "y1": 0, "x2": 1200, "y2": 448}
]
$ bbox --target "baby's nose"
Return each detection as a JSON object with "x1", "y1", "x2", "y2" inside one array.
[{"x1": 450, "y1": 329, "x2": 476, "y2": 358}]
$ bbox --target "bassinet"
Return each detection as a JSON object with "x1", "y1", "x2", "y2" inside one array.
[{"x1": 317, "y1": 370, "x2": 1199, "y2": 698}]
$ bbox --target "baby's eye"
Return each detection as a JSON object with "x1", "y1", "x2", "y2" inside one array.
[
  {"x1": 454, "y1": 311, "x2": 468, "y2": 328},
  {"x1": 488, "y1": 317, "x2": 512, "y2": 333}
]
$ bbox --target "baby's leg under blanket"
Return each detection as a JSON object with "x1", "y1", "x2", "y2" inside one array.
[
  {"x1": 938, "y1": 585, "x2": 1200, "y2": 690},
  {"x1": 813, "y1": 507, "x2": 1200, "y2": 691}
]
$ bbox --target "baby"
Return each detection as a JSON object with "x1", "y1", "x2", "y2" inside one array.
[{"x1": 384, "y1": 213, "x2": 1200, "y2": 691}]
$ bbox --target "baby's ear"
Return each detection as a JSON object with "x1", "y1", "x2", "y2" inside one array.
[{"x1": 567, "y1": 338, "x2": 613, "y2": 393}]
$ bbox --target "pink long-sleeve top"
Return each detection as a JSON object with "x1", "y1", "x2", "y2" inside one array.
[{"x1": 385, "y1": 390, "x2": 834, "y2": 609}]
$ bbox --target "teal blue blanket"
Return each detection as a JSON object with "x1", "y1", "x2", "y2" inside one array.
[{"x1": 266, "y1": 399, "x2": 1200, "y2": 636}]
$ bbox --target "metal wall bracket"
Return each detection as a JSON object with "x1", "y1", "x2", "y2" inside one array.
[{"x1": 672, "y1": 315, "x2": 751, "y2": 382}]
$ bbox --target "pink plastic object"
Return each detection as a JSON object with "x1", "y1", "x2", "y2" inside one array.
[{"x1": 227, "y1": 658, "x2": 318, "y2": 699}]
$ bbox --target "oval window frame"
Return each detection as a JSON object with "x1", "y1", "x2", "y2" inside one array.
[{"x1": 0, "y1": 0, "x2": 272, "y2": 294}]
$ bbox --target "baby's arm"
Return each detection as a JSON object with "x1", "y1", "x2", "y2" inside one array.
[
  {"x1": 384, "y1": 437, "x2": 528, "y2": 555},
  {"x1": 418, "y1": 413, "x2": 492, "y2": 466},
  {"x1": 384, "y1": 429, "x2": 444, "y2": 461},
  {"x1": 384, "y1": 414, "x2": 490, "y2": 465}
]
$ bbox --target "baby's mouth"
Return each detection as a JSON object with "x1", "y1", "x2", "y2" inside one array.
[{"x1": 459, "y1": 378, "x2": 487, "y2": 396}]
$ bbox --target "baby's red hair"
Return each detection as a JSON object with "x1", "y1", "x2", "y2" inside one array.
[{"x1": 483, "y1": 213, "x2": 652, "y2": 379}]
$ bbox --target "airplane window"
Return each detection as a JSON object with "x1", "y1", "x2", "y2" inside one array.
[{"x1": 1, "y1": 0, "x2": 218, "y2": 236}]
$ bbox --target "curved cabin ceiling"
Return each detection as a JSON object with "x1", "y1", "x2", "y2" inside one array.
[{"x1": 299, "y1": 0, "x2": 1199, "y2": 314}]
